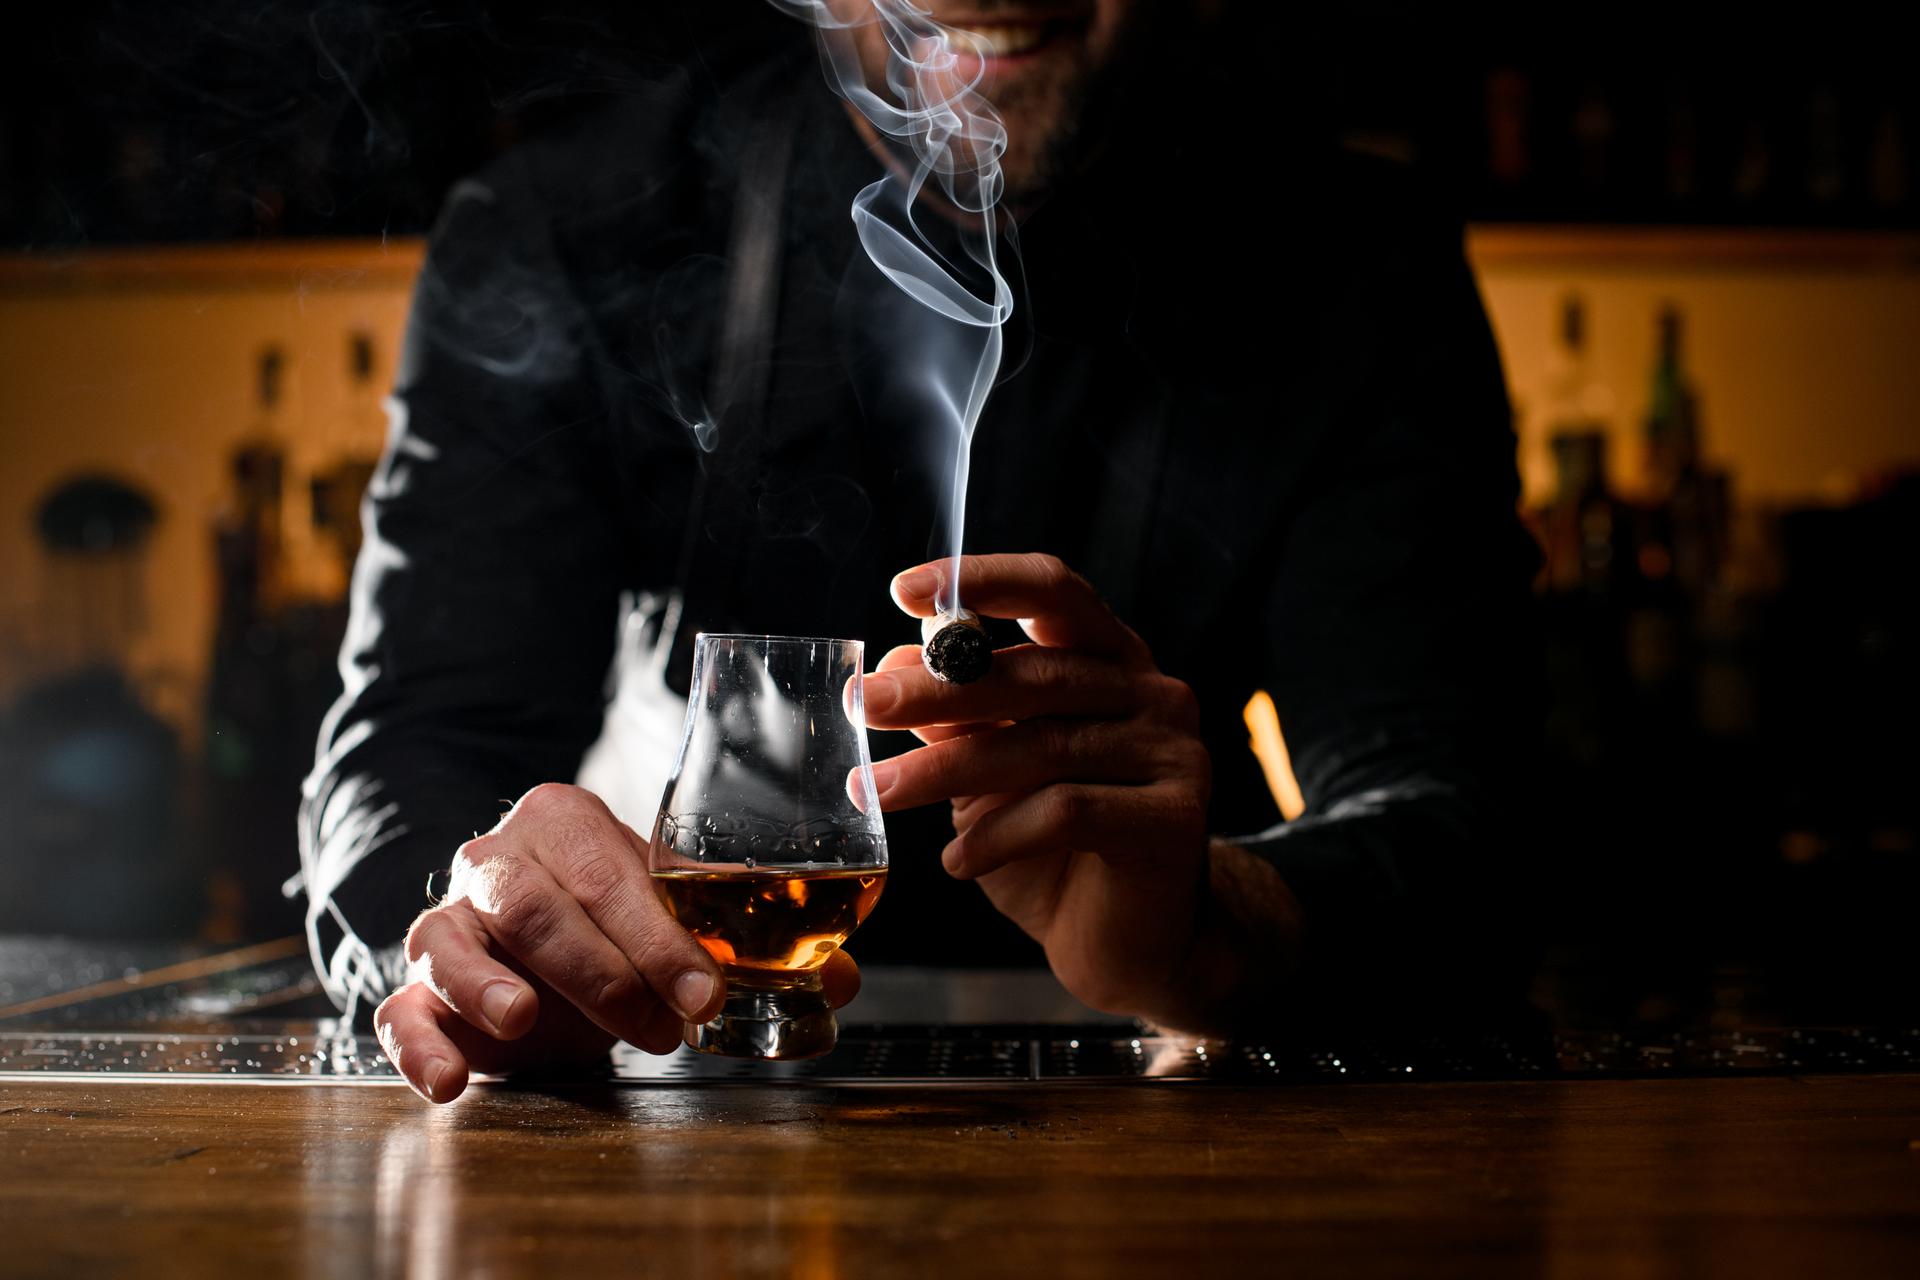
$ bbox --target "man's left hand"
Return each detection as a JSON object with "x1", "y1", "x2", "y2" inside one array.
[{"x1": 860, "y1": 553, "x2": 1214, "y2": 1019}]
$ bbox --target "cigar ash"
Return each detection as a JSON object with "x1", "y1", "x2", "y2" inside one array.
[{"x1": 921, "y1": 609, "x2": 992, "y2": 684}]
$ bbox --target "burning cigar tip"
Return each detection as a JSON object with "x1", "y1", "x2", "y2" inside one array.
[{"x1": 921, "y1": 609, "x2": 992, "y2": 685}]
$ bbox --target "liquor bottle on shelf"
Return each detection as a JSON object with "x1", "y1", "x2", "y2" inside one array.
[
  {"x1": 1805, "y1": 85, "x2": 1845, "y2": 211},
  {"x1": 204, "y1": 345, "x2": 303, "y2": 939},
  {"x1": 1484, "y1": 66, "x2": 1532, "y2": 212},
  {"x1": 1535, "y1": 294, "x2": 1627, "y2": 595},
  {"x1": 1869, "y1": 101, "x2": 1908, "y2": 213},
  {"x1": 309, "y1": 330, "x2": 381, "y2": 599},
  {"x1": 1643, "y1": 305, "x2": 1700, "y2": 502},
  {"x1": 1545, "y1": 432, "x2": 1626, "y2": 597},
  {"x1": 213, "y1": 346, "x2": 289, "y2": 632},
  {"x1": 1664, "y1": 91, "x2": 1701, "y2": 211},
  {"x1": 1530, "y1": 293, "x2": 1613, "y2": 486},
  {"x1": 1732, "y1": 113, "x2": 1775, "y2": 216},
  {"x1": 1640, "y1": 304, "x2": 1726, "y2": 595},
  {"x1": 1570, "y1": 79, "x2": 1617, "y2": 205}
]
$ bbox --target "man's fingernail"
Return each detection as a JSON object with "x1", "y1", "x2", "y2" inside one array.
[
  {"x1": 424, "y1": 1059, "x2": 451, "y2": 1102},
  {"x1": 862, "y1": 672, "x2": 897, "y2": 715},
  {"x1": 892, "y1": 567, "x2": 938, "y2": 605},
  {"x1": 673, "y1": 970, "x2": 717, "y2": 1020},
  {"x1": 480, "y1": 980, "x2": 520, "y2": 1033},
  {"x1": 868, "y1": 760, "x2": 897, "y2": 799},
  {"x1": 941, "y1": 843, "x2": 966, "y2": 877}
]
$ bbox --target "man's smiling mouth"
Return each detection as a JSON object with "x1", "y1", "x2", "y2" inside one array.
[{"x1": 941, "y1": 12, "x2": 1092, "y2": 72}]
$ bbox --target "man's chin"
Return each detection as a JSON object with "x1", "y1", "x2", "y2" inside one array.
[
  {"x1": 995, "y1": 150, "x2": 1054, "y2": 208},
  {"x1": 988, "y1": 88, "x2": 1087, "y2": 207}
]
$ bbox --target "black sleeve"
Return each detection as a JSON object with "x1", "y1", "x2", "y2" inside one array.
[
  {"x1": 297, "y1": 159, "x2": 626, "y2": 1017},
  {"x1": 1235, "y1": 211, "x2": 1544, "y2": 1026}
]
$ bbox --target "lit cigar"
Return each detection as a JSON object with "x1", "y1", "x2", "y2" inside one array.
[{"x1": 921, "y1": 608, "x2": 992, "y2": 684}]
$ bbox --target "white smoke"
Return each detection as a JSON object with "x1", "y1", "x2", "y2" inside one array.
[{"x1": 768, "y1": 1, "x2": 1014, "y2": 615}]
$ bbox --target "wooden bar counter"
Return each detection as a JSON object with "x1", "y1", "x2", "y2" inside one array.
[
  {"x1": 4, "y1": 1071, "x2": 1918, "y2": 1275},
  {"x1": 2, "y1": 952, "x2": 1918, "y2": 1277}
]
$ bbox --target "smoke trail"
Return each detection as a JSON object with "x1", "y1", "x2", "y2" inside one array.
[{"x1": 767, "y1": 2, "x2": 1015, "y2": 615}]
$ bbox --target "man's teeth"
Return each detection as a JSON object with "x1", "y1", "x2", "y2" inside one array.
[{"x1": 952, "y1": 24, "x2": 1049, "y2": 58}]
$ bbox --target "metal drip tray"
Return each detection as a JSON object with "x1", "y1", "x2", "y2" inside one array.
[
  {"x1": 5, "y1": 1024, "x2": 1919, "y2": 1086},
  {"x1": 2, "y1": 939, "x2": 1917, "y2": 1086}
]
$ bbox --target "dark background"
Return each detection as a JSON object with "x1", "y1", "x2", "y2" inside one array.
[{"x1": 4, "y1": 2, "x2": 1914, "y2": 249}]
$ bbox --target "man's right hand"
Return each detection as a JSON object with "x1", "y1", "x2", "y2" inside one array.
[{"x1": 373, "y1": 782, "x2": 861, "y2": 1104}]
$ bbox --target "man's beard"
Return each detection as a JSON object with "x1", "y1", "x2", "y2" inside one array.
[
  {"x1": 994, "y1": 69, "x2": 1090, "y2": 203},
  {"x1": 989, "y1": 7, "x2": 1174, "y2": 205}
]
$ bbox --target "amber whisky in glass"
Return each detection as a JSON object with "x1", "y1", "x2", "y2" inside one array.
[{"x1": 648, "y1": 634, "x2": 888, "y2": 1059}]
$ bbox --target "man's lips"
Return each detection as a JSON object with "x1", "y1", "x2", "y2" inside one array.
[{"x1": 938, "y1": 13, "x2": 1091, "y2": 73}]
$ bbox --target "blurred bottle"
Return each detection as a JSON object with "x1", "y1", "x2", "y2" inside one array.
[
  {"x1": 1536, "y1": 294, "x2": 1627, "y2": 594},
  {"x1": 1485, "y1": 66, "x2": 1532, "y2": 213},
  {"x1": 347, "y1": 329, "x2": 381, "y2": 451},
  {"x1": 309, "y1": 330, "x2": 381, "y2": 601},
  {"x1": 1, "y1": 476, "x2": 193, "y2": 937},
  {"x1": 213, "y1": 347, "x2": 289, "y2": 634},
  {"x1": 1529, "y1": 292, "x2": 1614, "y2": 490},
  {"x1": 1537, "y1": 428, "x2": 1633, "y2": 787},
  {"x1": 1733, "y1": 112, "x2": 1775, "y2": 215},
  {"x1": 204, "y1": 345, "x2": 304, "y2": 940},
  {"x1": 1632, "y1": 304, "x2": 1753, "y2": 740},
  {"x1": 1643, "y1": 305, "x2": 1700, "y2": 501},
  {"x1": 1804, "y1": 85, "x2": 1845, "y2": 212},
  {"x1": 1640, "y1": 304, "x2": 1727, "y2": 596},
  {"x1": 1869, "y1": 102, "x2": 1908, "y2": 213},
  {"x1": 1546, "y1": 433, "x2": 1626, "y2": 596},
  {"x1": 1570, "y1": 79, "x2": 1617, "y2": 207}
]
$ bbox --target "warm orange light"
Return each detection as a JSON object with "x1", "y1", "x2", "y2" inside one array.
[
  {"x1": 1243, "y1": 691, "x2": 1305, "y2": 821},
  {"x1": 782, "y1": 936, "x2": 843, "y2": 970}
]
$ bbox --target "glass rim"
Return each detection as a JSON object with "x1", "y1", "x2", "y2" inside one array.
[{"x1": 694, "y1": 631, "x2": 864, "y2": 651}]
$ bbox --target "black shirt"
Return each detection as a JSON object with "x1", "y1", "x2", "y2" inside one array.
[{"x1": 299, "y1": 45, "x2": 1541, "y2": 1027}]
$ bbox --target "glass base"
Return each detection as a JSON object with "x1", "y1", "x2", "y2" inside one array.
[{"x1": 681, "y1": 975, "x2": 838, "y2": 1061}]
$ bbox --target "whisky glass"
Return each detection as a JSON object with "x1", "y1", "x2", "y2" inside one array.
[{"x1": 649, "y1": 634, "x2": 888, "y2": 1059}]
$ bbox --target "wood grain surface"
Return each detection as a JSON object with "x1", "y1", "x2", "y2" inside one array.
[{"x1": 2, "y1": 1075, "x2": 1918, "y2": 1278}]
